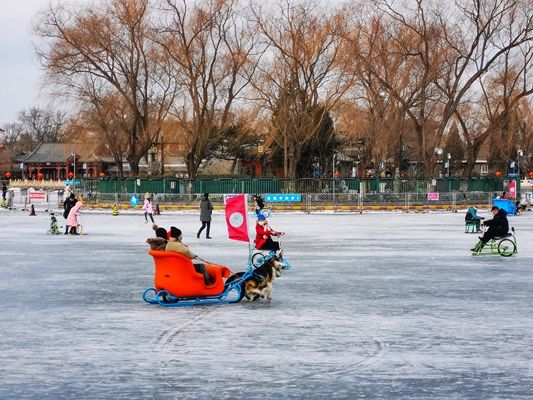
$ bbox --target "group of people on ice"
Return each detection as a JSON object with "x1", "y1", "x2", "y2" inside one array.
[{"x1": 49, "y1": 186, "x2": 83, "y2": 235}]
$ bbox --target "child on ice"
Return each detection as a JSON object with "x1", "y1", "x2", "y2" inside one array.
[
  {"x1": 142, "y1": 193, "x2": 155, "y2": 224},
  {"x1": 48, "y1": 213, "x2": 60, "y2": 235}
]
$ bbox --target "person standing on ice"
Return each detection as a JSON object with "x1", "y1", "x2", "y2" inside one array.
[
  {"x1": 63, "y1": 184, "x2": 72, "y2": 201},
  {"x1": 197, "y1": 193, "x2": 213, "y2": 239},
  {"x1": 66, "y1": 197, "x2": 83, "y2": 235},
  {"x1": 142, "y1": 193, "x2": 155, "y2": 224},
  {"x1": 63, "y1": 193, "x2": 78, "y2": 234},
  {"x1": 252, "y1": 194, "x2": 265, "y2": 216}
]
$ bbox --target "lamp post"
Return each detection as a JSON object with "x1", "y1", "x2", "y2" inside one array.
[
  {"x1": 435, "y1": 148, "x2": 443, "y2": 177},
  {"x1": 332, "y1": 153, "x2": 336, "y2": 200},
  {"x1": 68, "y1": 153, "x2": 76, "y2": 181},
  {"x1": 517, "y1": 149, "x2": 523, "y2": 200}
]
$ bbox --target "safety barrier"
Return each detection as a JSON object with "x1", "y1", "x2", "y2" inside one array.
[
  {"x1": 4, "y1": 187, "x2": 497, "y2": 213},
  {"x1": 76, "y1": 191, "x2": 492, "y2": 213}
]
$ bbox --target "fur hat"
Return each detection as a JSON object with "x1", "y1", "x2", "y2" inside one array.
[
  {"x1": 155, "y1": 227, "x2": 168, "y2": 240},
  {"x1": 170, "y1": 226, "x2": 182, "y2": 238}
]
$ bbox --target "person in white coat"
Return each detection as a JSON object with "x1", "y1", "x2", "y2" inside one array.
[{"x1": 142, "y1": 194, "x2": 154, "y2": 224}]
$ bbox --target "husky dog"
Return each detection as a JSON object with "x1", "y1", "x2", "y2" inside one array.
[{"x1": 227, "y1": 258, "x2": 284, "y2": 301}]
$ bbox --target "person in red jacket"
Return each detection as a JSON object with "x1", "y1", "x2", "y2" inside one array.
[{"x1": 255, "y1": 214, "x2": 284, "y2": 256}]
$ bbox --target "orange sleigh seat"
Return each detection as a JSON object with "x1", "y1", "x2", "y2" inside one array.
[{"x1": 148, "y1": 250, "x2": 232, "y2": 297}]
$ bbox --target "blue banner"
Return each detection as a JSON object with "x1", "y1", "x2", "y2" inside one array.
[
  {"x1": 264, "y1": 193, "x2": 302, "y2": 203},
  {"x1": 130, "y1": 194, "x2": 141, "y2": 207}
]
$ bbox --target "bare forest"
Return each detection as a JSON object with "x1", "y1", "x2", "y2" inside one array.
[{"x1": 1, "y1": 0, "x2": 531, "y2": 179}]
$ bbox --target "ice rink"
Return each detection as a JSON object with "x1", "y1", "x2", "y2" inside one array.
[{"x1": 1, "y1": 208, "x2": 532, "y2": 399}]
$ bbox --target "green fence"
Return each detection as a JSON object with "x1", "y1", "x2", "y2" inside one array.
[{"x1": 77, "y1": 176, "x2": 503, "y2": 195}]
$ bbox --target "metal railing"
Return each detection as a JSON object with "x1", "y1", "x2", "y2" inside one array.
[{"x1": 5, "y1": 190, "x2": 491, "y2": 213}]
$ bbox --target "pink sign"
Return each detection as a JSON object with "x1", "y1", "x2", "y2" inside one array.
[
  {"x1": 427, "y1": 193, "x2": 440, "y2": 201},
  {"x1": 508, "y1": 180, "x2": 516, "y2": 199},
  {"x1": 29, "y1": 191, "x2": 46, "y2": 202}
]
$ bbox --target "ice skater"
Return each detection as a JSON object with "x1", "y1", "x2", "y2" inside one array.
[
  {"x1": 142, "y1": 193, "x2": 154, "y2": 224},
  {"x1": 197, "y1": 193, "x2": 213, "y2": 239}
]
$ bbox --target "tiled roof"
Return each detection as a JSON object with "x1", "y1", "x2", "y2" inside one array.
[{"x1": 21, "y1": 143, "x2": 109, "y2": 163}]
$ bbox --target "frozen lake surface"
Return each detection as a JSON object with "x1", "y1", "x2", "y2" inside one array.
[{"x1": 1, "y1": 208, "x2": 532, "y2": 399}]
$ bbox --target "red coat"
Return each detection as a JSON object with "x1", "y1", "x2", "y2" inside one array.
[{"x1": 254, "y1": 222, "x2": 281, "y2": 249}]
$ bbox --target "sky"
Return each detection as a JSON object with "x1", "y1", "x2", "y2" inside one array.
[
  {"x1": 0, "y1": 0, "x2": 53, "y2": 126},
  {"x1": 0, "y1": 0, "x2": 346, "y2": 128}
]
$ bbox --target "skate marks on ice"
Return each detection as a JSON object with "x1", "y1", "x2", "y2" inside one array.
[
  {"x1": 154, "y1": 309, "x2": 389, "y2": 390},
  {"x1": 153, "y1": 307, "x2": 217, "y2": 351}
]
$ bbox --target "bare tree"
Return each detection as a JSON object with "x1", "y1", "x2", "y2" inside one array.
[
  {"x1": 456, "y1": 29, "x2": 532, "y2": 176},
  {"x1": 346, "y1": 0, "x2": 531, "y2": 176},
  {"x1": 0, "y1": 123, "x2": 26, "y2": 152},
  {"x1": 252, "y1": 0, "x2": 353, "y2": 180},
  {"x1": 18, "y1": 107, "x2": 68, "y2": 145},
  {"x1": 156, "y1": 0, "x2": 259, "y2": 177},
  {"x1": 35, "y1": 0, "x2": 178, "y2": 175}
]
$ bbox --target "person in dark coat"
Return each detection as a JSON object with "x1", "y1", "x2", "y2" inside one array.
[
  {"x1": 197, "y1": 193, "x2": 213, "y2": 239},
  {"x1": 252, "y1": 194, "x2": 265, "y2": 216},
  {"x1": 63, "y1": 193, "x2": 78, "y2": 234},
  {"x1": 1, "y1": 182, "x2": 6, "y2": 201},
  {"x1": 472, "y1": 206, "x2": 509, "y2": 251}
]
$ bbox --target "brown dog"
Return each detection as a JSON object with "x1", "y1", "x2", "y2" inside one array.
[{"x1": 227, "y1": 258, "x2": 284, "y2": 301}]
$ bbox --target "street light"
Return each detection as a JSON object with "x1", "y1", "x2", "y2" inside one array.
[
  {"x1": 435, "y1": 148, "x2": 443, "y2": 177},
  {"x1": 517, "y1": 149, "x2": 523, "y2": 200},
  {"x1": 69, "y1": 153, "x2": 76, "y2": 180},
  {"x1": 446, "y1": 153, "x2": 451, "y2": 177},
  {"x1": 332, "y1": 153, "x2": 337, "y2": 200}
]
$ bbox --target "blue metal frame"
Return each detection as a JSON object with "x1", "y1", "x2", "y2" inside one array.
[
  {"x1": 142, "y1": 262, "x2": 255, "y2": 307},
  {"x1": 249, "y1": 242, "x2": 292, "y2": 270}
]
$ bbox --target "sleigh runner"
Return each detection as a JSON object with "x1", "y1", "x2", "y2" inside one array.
[{"x1": 142, "y1": 250, "x2": 252, "y2": 307}]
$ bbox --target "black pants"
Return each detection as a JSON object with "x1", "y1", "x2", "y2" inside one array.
[
  {"x1": 198, "y1": 221, "x2": 211, "y2": 238},
  {"x1": 480, "y1": 228, "x2": 506, "y2": 244},
  {"x1": 260, "y1": 238, "x2": 280, "y2": 251},
  {"x1": 144, "y1": 212, "x2": 154, "y2": 223}
]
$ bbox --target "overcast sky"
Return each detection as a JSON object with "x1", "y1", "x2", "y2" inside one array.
[
  {"x1": 0, "y1": 0, "x2": 346, "y2": 127},
  {"x1": 0, "y1": 0, "x2": 52, "y2": 125}
]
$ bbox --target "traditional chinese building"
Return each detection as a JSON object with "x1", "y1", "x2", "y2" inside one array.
[{"x1": 14, "y1": 142, "x2": 115, "y2": 180}]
